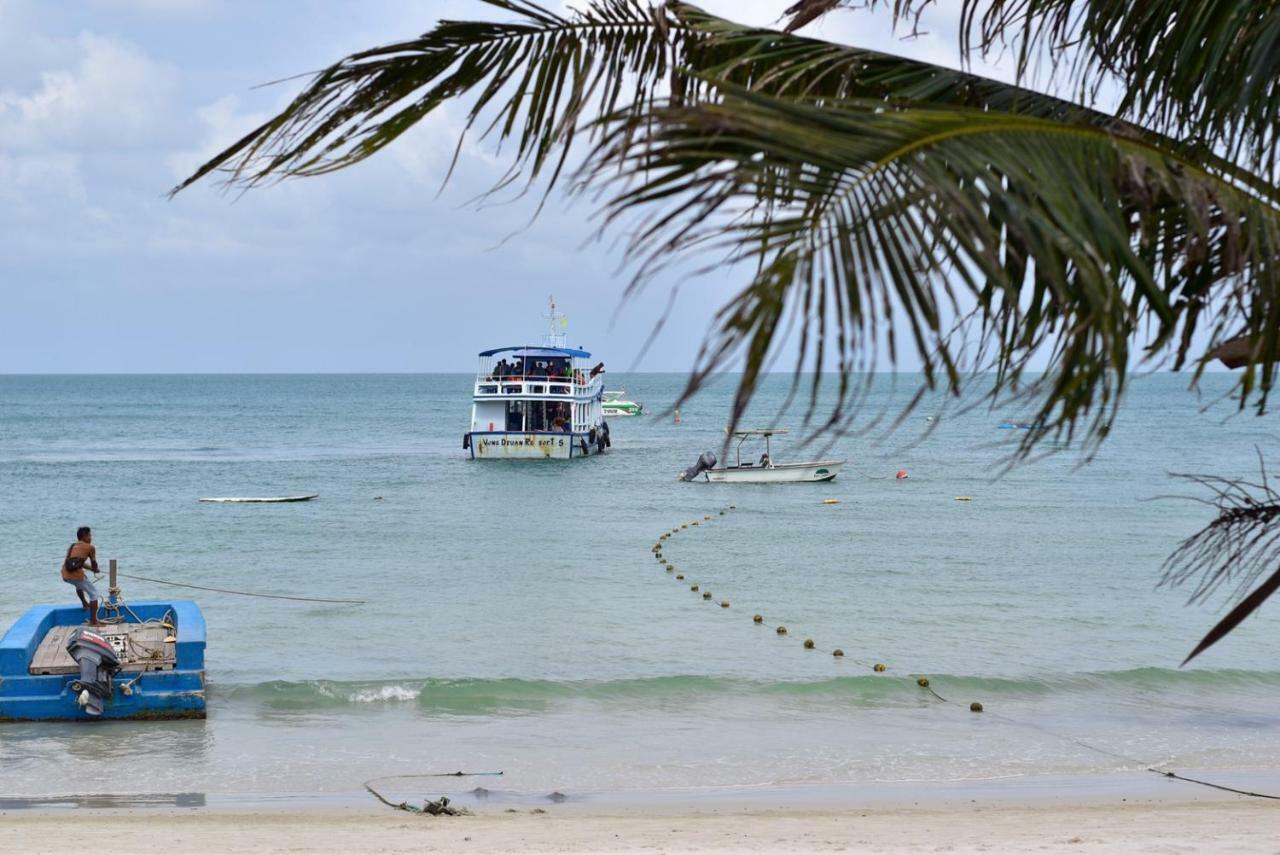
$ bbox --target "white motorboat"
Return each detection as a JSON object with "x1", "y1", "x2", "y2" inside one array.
[
  {"x1": 463, "y1": 297, "x2": 611, "y2": 460},
  {"x1": 678, "y1": 429, "x2": 844, "y2": 483},
  {"x1": 602, "y1": 390, "x2": 644, "y2": 417}
]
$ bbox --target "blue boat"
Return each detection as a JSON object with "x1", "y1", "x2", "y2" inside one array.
[{"x1": 0, "y1": 600, "x2": 206, "y2": 721}]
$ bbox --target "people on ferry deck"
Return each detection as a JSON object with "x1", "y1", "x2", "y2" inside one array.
[{"x1": 61, "y1": 525, "x2": 102, "y2": 627}]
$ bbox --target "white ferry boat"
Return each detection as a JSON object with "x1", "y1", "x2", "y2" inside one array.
[{"x1": 464, "y1": 300, "x2": 610, "y2": 460}]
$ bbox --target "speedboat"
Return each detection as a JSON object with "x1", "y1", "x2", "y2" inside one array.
[
  {"x1": 464, "y1": 297, "x2": 611, "y2": 460},
  {"x1": 678, "y1": 428, "x2": 844, "y2": 483},
  {"x1": 0, "y1": 564, "x2": 206, "y2": 721},
  {"x1": 602, "y1": 390, "x2": 644, "y2": 417}
]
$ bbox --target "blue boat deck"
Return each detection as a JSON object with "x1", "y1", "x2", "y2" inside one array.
[{"x1": 0, "y1": 600, "x2": 206, "y2": 722}]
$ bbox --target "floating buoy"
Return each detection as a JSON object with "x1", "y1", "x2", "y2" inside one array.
[
  {"x1": 873, "y1": 663, "x2": 886, "y2": 672},
  {"x1": 720, "y1": 600, "x2": 730, "y2": 608},
  {"x1": 822, "y1": 498, "x2": 840, "y2": 505},
  {"x1": 666, "y1": 566, "x2": 674, "y2": 573},
  {"x1": 719, "y1": 511, "x2": 725, "y2": 516},
  {"x1": 803, "y1": 639, "x2": 815, "y2": 649},
  {"x1": 917, "y1": 677, "x2": 930, "y2": 688},
  {"x1": 729, "y1": 505, "x2": 736, "y2": 509},
  {"x1": 753, "y1": 614, "x2": 763, "y2": 624},
  {"x1": 955, "y1": 496, "x2": 972, "y2": 502},
  {"x1": 702, "y1": 591, "x2": 712, "y2": 600},
  {"x1": 681, "y1": 524, "x2": 688, "y2": 529},
  {"x1": 970, "y1": 702, "x2": 984, "y2": 713},
  {"x1": 704, "y1": 515, "x2": 711, "y2": 521},
  {"x1": 676, "y1": 574, "x2": 684, "y2": 580},
  {"x1": 895, "y1": 470, "x2": 908, "y2": 480},
  {"x1": 690, "y1": 584, "x2": 699, "y2": 592},
  {"x1": 776, "y1": 626, "x2": 787, "y2": 635},
  {"x1": 833, "y1": 649, "x2": 844, "y2": 658}
]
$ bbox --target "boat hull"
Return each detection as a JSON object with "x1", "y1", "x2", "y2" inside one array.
[
  {"x1": 704, "y1": 461, "x2": 844, "y2": 483},
  {"x1": 0, "y1": 601, "x2": 206, "y2": 722},
  {"x1": 468, "y1": 431, "x2": 604, "y2": 460}
]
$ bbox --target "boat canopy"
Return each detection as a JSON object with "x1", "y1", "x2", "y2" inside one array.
[{"x1": 478, "y1": 345, "x2": 592, "y2": 359}]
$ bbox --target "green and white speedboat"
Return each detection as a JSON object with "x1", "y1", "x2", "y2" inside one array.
[{"x1": 602, "y1": 390, "x2": 645, "y2": 417}]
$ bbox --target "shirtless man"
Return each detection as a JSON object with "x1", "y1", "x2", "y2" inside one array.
[{"x1": 61, "y1": 526, "x2": 102, "y2": 626}]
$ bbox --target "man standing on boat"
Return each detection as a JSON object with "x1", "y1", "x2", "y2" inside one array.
[{"x1": 61, "y1": 526, "x2": 103, "y2": 627}]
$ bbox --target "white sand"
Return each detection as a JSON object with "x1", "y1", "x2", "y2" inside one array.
[{"x1": 2, "y1": 797, "x2": 1275, "y2": 854}]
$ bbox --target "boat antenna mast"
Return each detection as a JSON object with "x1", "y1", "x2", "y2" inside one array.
[{"x1": 542, "y1": 295, "x2": 568, "y2": 349}]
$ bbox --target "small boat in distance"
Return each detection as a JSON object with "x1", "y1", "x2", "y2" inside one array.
[
  {"x1": 602, "y1": 390, "x2": 645, "y2": 417},
  {"x1": 464, "y1": 297, "x2": 610, "y2": 460},
  {"x1": 678, "y1": 429, "x2": 845, "y2": 483},
  {"x1": 198, "y1": 495, "x2": 318, "y2": 503}
]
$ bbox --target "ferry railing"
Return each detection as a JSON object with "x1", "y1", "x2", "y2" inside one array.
[{"x1": 473, "y1": 373, "x2": 603, "y2": 397}]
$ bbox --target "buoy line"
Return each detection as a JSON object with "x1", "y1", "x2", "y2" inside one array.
[{"x1": 649, "y1": 507, "x2": 1280, "y2": 802}]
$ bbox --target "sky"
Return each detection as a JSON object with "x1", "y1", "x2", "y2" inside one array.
[{"x1": 0, "y1": 0, "x2": 1008, "y2": 373}]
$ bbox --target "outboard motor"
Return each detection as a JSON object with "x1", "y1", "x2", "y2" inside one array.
[
  {"x1": 678, "y1": 451, "x2": 717, "y2": 482},
  {"x1": 65, "y1": 627, "x2": 120, "y2": 716}
]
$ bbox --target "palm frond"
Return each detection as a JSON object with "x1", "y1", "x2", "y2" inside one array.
[
  {"x1": 805, "y1": 1, "x2": 1280, "y2": 181},
  {"x1": 1162, "y1": 455, "x2": 1280, "y2": 662},
  {"x1": 585, "y1": 85, "x2": 1280, "y2": 453}
]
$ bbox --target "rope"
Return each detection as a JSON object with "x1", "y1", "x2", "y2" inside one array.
[
  {"x1": 116, "y1": 572, "x2": 366, "y2": 605},
  {"x1": 653, "y1": 505, "x2": 1280, "y2": 802}
]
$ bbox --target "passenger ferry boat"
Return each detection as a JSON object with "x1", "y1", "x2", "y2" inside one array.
[{"x1": 464, "y1": 299, "x2": 610, "y2": 460}]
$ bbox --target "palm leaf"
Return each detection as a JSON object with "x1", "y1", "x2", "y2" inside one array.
[
  {"x1": 585, "y1": 85, "x2": 1280, "y2": 450},
  {"x1": 1162, "y1": 458, "x2": 1280, "y2": 662},
  {"x1": 809, "y1": 1, "x2": 1280, "y2": 181}
]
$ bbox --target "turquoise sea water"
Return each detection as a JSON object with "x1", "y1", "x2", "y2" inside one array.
[{"x1": 1, "y1": 373, "x2": 1277, "y2": 802}]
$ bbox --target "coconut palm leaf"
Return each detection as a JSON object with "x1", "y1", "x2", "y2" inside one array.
[
  {"x1": 807, "y1": 1, "x2": 1280, "y2": 180},
  {"x1": 584, "y1": 84, "x2": 1280, "y2": 449},
  {"x1": 1162, "y1": 459, "x2": 1280, "y2": 662}
]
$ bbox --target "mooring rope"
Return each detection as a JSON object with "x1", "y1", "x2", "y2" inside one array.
[
  {"x1": 653, "y1": 505, "x2": 1280, "y2": 801},
  {"x1": 115, "y1": 571, "x2": 366, "y2": 605}
]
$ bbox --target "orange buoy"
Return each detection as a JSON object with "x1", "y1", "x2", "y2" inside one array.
[{"x1": 895, "y1": 469, "x2": 908, "y2": 480}]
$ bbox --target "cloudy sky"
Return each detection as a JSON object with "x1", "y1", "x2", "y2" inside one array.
[{"x1": 0, "y1": 0, "x2": 995, "y2": 372}]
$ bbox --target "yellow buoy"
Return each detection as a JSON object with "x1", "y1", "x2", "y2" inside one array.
[
  {"x1": 681, "y1": 524, "x2": 688, "y2": 529},
  {"x1": 970, "y1": 702, "x2": 984, "y2": 713},
  {"x1": 720, "y1": 600, "x2": 730, "y2": 608},
  {"x1": 665, "y1": 564, "x2": 674, "y2": 571},
  {"x1": 803, "y1": 639, "x2": 815, "y2": 649},
  {"x1": 833, "y1": 649, "x2": 844, "y2": 658},
  {"x1": 702, "y1": 591, "x2": 712, "y2": 600},
  {"x1": 753, "y1": 614, "x2": 763, "y2": 624},
  {"x1": 704, "y1": 515, "x2": 711, "y2": 520},
  {"x1": 690, "y1": 584, "x2": 699, "y2": 592},
  {"x1": 917, "y1": 677, "x2": 930, "y2": 688},
  {"x1": 822, "y1": 498, "x2": 839, "y2": 505},
  {"x1": 873, "y1": 663, "x2": 886, "y2": 673},
  {"x1": 955, "y1": 496, "x2": 972, "y2": 501},
  {"x1": 729, "y1": 505, "x2": 737, "y2": 509},
  {"x1": 676, "y1": 574, "x2": 684, "y2": 580},
  {"x1": 692, "y1": 521, "x2": 699, "y2": 526},
  {"x1": 776, "y1": 626, "x2": 787, "y2": 635}
]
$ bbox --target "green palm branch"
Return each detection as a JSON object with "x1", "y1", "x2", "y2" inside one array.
[{"x1": 174, "y1": 0, "x2": 1280, "y2": 655}]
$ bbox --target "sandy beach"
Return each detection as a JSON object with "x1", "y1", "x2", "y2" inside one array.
[{"x1": 2, "y1": 796, "x2": 1275, "y2": 854}]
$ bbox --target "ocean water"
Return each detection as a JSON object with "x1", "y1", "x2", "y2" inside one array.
[{"x1": 1, "y1": 373, "x2": 1278, "y2": 803}]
